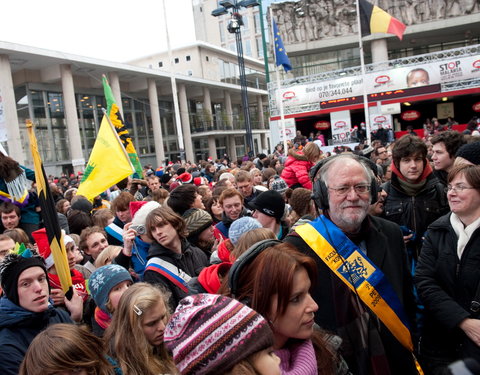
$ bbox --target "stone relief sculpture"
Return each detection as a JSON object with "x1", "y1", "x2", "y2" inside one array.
[{"x1": 270, "y1": 0, "x2": 480, "y2": 45}]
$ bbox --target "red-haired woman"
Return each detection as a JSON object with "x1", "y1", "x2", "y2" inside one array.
[{"x1": 224, "y1": 242, "x2": 348, "y2": 374}]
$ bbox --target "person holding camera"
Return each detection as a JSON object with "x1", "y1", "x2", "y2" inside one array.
[{"x1": 114, "y1": 201, "x2": 161, "y2": 281}]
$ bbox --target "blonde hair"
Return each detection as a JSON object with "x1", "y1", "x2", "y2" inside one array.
[
  {"x1": 19, "y1": 324, "x2": 114, "y2": 375},
  {"x1": 104, "y1": 283, "x2": 176, "y2": 375},
  {"x1": 94, "y1": 245, "x2": 122, "y2": 268},
  {"x1": 303, "y1": 142, "x2": 322, "y2": 163},
  {"x1": 231, "y1": 228, "x2": 276, "y2": 260}
]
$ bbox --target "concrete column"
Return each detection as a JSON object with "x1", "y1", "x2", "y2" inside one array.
[
  {"x1": 224, "y1": 90, "x2": 233, "y2": 128},
  {"x1": 148, "y1": 78, "x2": 166, "y2": 166},
  {"x1": 371, "y1": 39, "x2": 389, "y2": 63},
  {"x1": 0, "y1": 55, "x2": 25, "y2": 164},
  {"x1": 177, "y1": 84, "x2": 194, "y2": 162},
  {"x1": 60, "y1": 64, "x2": 84, "y2": 173},
  {"x1": 257, "y1": 95, "x2": 265, "y2": 129},
  {"x1": 207, "y1": 135, "x2": 216, "y2": 160},
  {"x1": 228, "y1": 134, "x2": 237, "y2": 161},
  {"x1": 203, "y1": 87, "x2": 212, "y2": 127},
  {"x1": 261, "y1": 133, "x2": 268, "y2": 153},
  {"x1": 108, "y1": 72, "x2": 124, "y2": 116}
]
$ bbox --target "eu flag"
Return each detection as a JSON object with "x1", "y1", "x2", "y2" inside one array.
[{"x1": 273, "y1": 20, "x2": 292, "y2": 72}]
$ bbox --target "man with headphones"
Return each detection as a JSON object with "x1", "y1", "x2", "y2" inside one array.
[{"x1": 285, "y1": 153, "x2": 418, "y2": 375}]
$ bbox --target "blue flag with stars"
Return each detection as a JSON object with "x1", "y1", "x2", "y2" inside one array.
[{"x1": 273, "y1": 20, "x2": 292, "y2": 72}]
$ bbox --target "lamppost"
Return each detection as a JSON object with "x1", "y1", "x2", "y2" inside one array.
[{"x1": 212, "y1": 0, "x2": 260, "y2": 157}]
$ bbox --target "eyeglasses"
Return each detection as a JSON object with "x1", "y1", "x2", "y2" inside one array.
[
  {"x1": 445, "y1": 184, "x2": 477, "y2": 193},
  {"x1": 328, "y1": 184, "x2": 371, "y2": 196}
]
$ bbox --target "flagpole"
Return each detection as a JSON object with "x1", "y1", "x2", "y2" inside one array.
[
  {"x1": 355, "y1": 0, "x2": 371, "y2": 145},
  {"x1": 269, "y1": 8, "x2": 289, "y2": 156},
  {"x1": 162, "y1": 0, "x2": 185, "y2": 163}
]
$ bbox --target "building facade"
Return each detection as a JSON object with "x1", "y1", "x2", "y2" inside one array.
[
  {"x1": 267, "y1": 0, "x2": 480, "y2": 144},
  {"x1": 0, "y1": 41, "x2": 269, "y2": 176}
]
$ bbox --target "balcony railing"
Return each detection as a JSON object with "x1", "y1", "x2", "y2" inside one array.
[{"x1": 189, "y1": 113, "x2": 268, "y2": 134}]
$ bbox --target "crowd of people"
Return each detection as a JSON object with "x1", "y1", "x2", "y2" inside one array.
[{"x1": 0, "y1": 124, "x2": 480, "y2": 374}]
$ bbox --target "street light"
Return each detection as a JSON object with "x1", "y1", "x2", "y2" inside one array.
[{"x1": 212, "y1": 0, "x2": 260, "y2": 157}]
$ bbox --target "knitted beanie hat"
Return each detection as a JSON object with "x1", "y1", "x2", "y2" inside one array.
[
  {"x1": 228, "y1": 217, "x2": 262, "y2": 245},
  {"x1": 270, "y1": 175, "x2": 289, "y2": 194},
  {"x1": 89, "y1": 264, "x2": 133, "y2": 313},
  {"x1": 165, "y1": 293, "x2": 274, "y2": 375},
  {"x1": 183, "y1": 208, "x2": 213, "y2": 238},
  {"x1": 249, "y1": 190, "x2": 285, "y2": 222},
  {"x1": 456, "y1": 142, "x2": 480, "y2": 165},
  {"x1": 0, "y1": 251, "x2": 48, "y2": 306}
]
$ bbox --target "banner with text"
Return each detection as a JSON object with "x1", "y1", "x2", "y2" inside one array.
[
  {"x1": 271, "y1": 54, "x2": 480, "y2": 116},
  {"x1": 330, "y1": 111, "x2": 352, "y2": 145}
]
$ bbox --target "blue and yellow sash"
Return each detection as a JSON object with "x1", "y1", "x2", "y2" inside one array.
[{"x1": 296, "y1": 215, "x2": 423, "y2": 374}]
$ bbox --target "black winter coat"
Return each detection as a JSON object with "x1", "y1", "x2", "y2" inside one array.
[
  {"x1": 285, "y1": 215, "x2": 417, "y2": 375},
  {"x1": 144, "y1": 239, "x2": 209, "y2": 308},
  {"x1": 383, "y1": 173, "x2": 448, "y2": 257},
  {"x1": 0, "y1": 298, "x2": 72, "y2": 375},
  {"x1": 414, "y1": 213, "x2": 480, "y2": 362}
]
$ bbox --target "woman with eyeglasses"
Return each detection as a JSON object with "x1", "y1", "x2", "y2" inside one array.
[{"x1": 415, "y1": 164, "x2": 480, "y2": 374}]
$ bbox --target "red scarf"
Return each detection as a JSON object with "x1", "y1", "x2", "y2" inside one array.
[
  {"x1": 48, "y1": 269, "x2": 88, "y2": 302},
  {"x1": 390, "y1": 160, "x2": 432, "y2": 183},
  {"x1": 94, "y1": 307, "x2": 111, "y2": 330}
]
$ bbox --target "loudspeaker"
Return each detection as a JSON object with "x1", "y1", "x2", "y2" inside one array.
[
  {"x1": 310, "y1": 155, "x2": 379, "y2": 210},
  {"x1": 228, "y1": 239, "x2": 282, "y2": 298}
]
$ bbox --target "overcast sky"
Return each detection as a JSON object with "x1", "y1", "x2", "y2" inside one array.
[{"x1": 0, "y1": 0, "x2": 196, "y2": 62}]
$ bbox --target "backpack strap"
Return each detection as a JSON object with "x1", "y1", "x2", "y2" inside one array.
[{"x1": 145, "y1": 257, "x2": 191, "y2": 293}]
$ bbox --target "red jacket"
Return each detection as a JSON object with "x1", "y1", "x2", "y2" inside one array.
[{"x1": 281, "y1": 152, "x2": 314, "y2": 190}]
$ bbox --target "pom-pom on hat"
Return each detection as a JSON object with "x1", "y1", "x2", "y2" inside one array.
[
  {"x1": 178, "y1": 172, "x2": 193, "y2": 184},
  {"x1": 228, "y1": 217, "x2": 262, "y2": 245},
  {"x1": 165, "y1": 293, "x2": 274, "y2": 375},
  {"x1": 89, "y1": 264, "x2": 132, "y2": 314},
  {"x1": 183, "y1": 208, "x2": 213, "y2": 239},
  {"x1": 456, "y1": 142, "x2": 480, "y2": 165}
]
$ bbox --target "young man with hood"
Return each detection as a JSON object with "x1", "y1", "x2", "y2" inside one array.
[
  {"x1": 382, "y1": 134, "x2": 449, "y2": 265},
  {"x1": 0, "y1": 250, "x2": 82, "y2": 374}
]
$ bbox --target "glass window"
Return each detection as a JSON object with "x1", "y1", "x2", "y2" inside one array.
[
  {"x1": 174, "y1": 58, "x2": 179, "y2": 64},
  {"x1": 254, "y1": 12, "x2": 261, "y2": 34},
  {"x1": 256, "y1": 37, "x2": 264, "y2": 58},
  {"x1": 219, "y1": 21, "x2": 225, "y2": 43},
  {"x1": 186, "y1": 55, "x2": 191, "y2": 61},
  {"x1": 159, "y1": 61, "x2": 163, "y2": 67},
  {"x1": 245, "y1": 40, "x2": 252, "y2": 57}
]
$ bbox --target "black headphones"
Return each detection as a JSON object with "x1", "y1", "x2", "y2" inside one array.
[
  {"x1": 228, "y1": 239, "x2": 282, "y2": 298},
  {"x1": 310, "y1": 154, "x2": 379, "y2": 210}
]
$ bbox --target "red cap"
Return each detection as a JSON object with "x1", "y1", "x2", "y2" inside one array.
[
  {"x1": 31, "y1": 228, "x2": 53, "y2": 269},
  {"x1": 178, "y1": 172, "x2": 193, "y2": 184}
]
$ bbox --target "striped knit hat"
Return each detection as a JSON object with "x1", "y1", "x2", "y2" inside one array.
[{"x1": 164, "y1": 293, "x2": 274, "y2": 375}]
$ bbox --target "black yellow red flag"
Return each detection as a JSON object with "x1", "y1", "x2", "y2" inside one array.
[{"x1": 26, "y1": 120, "x2": 73, "y2": 298}]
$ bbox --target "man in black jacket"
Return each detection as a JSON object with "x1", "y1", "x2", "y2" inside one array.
[
  {"x1": 382, "y1": 134, "x2": 449, "y2": 264},
  {"x1": 285, "y1": 154, "x2": 418, "y2": 375}
]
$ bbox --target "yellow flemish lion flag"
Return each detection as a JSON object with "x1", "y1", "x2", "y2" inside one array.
[
  {"x1": 77, "y1": 112, "x2": 135, "y2": 201},
  {"x1": 103, "y1": 75, "x2": 143, "y2": 178},
  {"x1": 26, "y1": 120, "x2": 73, "y2": 297}
]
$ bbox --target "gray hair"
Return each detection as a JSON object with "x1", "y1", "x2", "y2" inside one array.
[{"x1": 319, "y1": 154, "x2": 374, "y2": 188}]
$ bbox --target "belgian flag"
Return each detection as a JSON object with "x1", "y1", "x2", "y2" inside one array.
[
  {"x1": 359, "y1": 0, "x2": 406, "y2": 41},
  {"x1": 26, "y1": 120, "x2": 73, "y2": 298}
]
